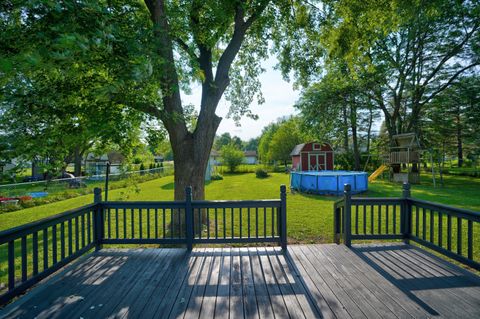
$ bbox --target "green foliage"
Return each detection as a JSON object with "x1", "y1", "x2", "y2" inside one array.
[
  {"x1": 220, "y1": 144, "x2": 244, "y2": 173},
  {"x1": 255, "y1": 168, "x2": 269, "y2": 178},
  {"x1": 210, "y1": 174, "x2": 224, "y2": 181},
  {"x1": 258, "y1": 122, "x2": 280, "y2": 163},
  {"x1": 268, "y1": 118, "x2": 304, "y2": 165}
]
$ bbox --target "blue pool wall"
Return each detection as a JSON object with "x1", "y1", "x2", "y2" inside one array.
[{"x1": 290, "y1": 171, "x2": 368, "y2": 195}]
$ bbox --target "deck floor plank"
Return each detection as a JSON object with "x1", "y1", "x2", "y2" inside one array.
[{"x1": 2, "y1": 243, "x2": 480, "y2": 319}]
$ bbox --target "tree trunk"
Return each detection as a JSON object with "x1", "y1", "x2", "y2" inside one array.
[
  {"x1": 342, "y1": 104, "x2": 349, "y2": 151},
  {"x1": 74, "y1": 147, "x2": 83, "y2": 177},
  {"x1": 366, "y1": 108, "x2": 373, "y2": 154},
  {"x1": 456, "y1": 113, "x2": 463, "y2": 167}
]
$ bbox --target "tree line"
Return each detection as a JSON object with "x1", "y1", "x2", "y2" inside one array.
[{"x1": 1, "y1": 1, "x2": 478, "y2": 199}]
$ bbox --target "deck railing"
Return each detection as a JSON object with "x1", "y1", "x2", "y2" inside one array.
[
  {"x1": 0, "y1": 185, "x2": 287, "y2": 305},
  {"x1": 334, "y1": 183, "x2": 480, "y2": 271}
]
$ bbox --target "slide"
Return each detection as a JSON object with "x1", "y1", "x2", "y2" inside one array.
[{"x1": 369, "y1": 164, "x2": 388, "y2": 182}]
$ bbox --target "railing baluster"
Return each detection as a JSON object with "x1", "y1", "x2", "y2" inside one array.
[
  {"x1": 52, "y1": 224, "x2": 57, "y2": 264},
  {"x1": 43, "y1": 228, "x2": 48, "y2": 270},
  {"x1": 393, "y1": 204, "x2": 397, "y2": 233},
  {"x1": 271, "y1": 207, "x2": 275, "y2": 237},
  {"x1": 248, "y1": 208, "x2": 251, "y2": 238},
  {"x1": 263, "y1": 207, "x2": 267, "y2": 238},
  {"x1": 199, "y1": 209, "x2": 202, "y2": 239},
  {"x1": 363, "y1": 205, "x2": 366, "y2": 234},
  {"x1": 87, "y1": 212, "x2": 91, "y2": 244},
  {"x1": 438, "y1": 212, "x2": 443, "y2": 247},
  {"x1": 131, "y1": 208, "x2": 135, "y2": 238},
  {"x1": 457, "y1": 217, "x2": 462, "y2": 255},
  {"x1": 239, "y1": 207, "x2": 242, "y2": 239},
  {"x1": 370, "y1": 205, "x2": 374, "y2": 234},
  {"x1": 385, "y1": 205, "x2": 389, "y2": 234},
  {"x1": 21, "y1": 236, "x2": 27, "y2": 282},
  {"x1": 75, "y1": 217, "x2": 79, "y2": 252},
  {"x1": 153, "y1": 208, "x2": 157, "y2": 239},
  {"x1": 8, "y1": 240, "x2": 14, "y2": 291},
  {"x1": 170, "y1": 209, "x2": 173, "y2": 239},
  {"x1": 81, "y1": 214, "x2": 85, "y2": 248},
  {"x1": 68, "y1": 219, "x2": 73, "y2": 256},
  {"x1": 422, "y1": 207, "x2": 426, "y2": 240},
  {"x1": 61, "y1": 222, "x2": 65, "y2": 259},
  {"x1": 430, "y1": 210, "x2": 434, "y2": 243},
  {"x1": 355, "y1": 205, "x2": 359, "y2": 234},
  {"x1": 123, "y1": 208, "x2": 127, "y2": 239},
  {"x1": 163, "y1": 208, "x2": 166, "y2": 239},
  {"x1": 378, "y1": 205, "x2": 382, "y2": 234},
  {"x1": 215, "y1": 208, "x2": 219, "y2": 239},
  {"x1": 256, "y1": 207, "x2": 259, "y2": 238},
  {"x1": 447, "y1": 215, "x2": 452, "y2": 251},
  {"x1": 223, "y1": 208, "x2": 226, "y2": 239},
  {"x1": 33, "y1": 232, "x2": 38, "y2": 276},
  {"x1": 147, "y1": 208, "x2": 150, "y2": 239},
  {"x1": 415, "y1": 206, "x2": 419, "y2": 237},
  {"x1": 107, "y1": 208, "x2": 111, "y2": 239},
  {"x1": 116, "y1": 208, "x2": 119, "y2": 239},
  {"x1": 467, "y1": 220, "x2": 473, "y2": 260},
  {"x1": 207, "y1": 208, "x2": 210, "y2": 239},
  {"x1": 231, "y1": 208, "x2": 235, "y2": 239},
  {"x1": 139, "y1": 208, "x2": 143, "y2": 239}
]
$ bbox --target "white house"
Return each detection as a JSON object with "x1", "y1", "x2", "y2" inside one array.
[{"x1": 243, "y1": 151, "x2": 257, "y2": 164}]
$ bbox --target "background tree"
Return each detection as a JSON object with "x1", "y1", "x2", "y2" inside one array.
[
  {"x1": 268, "y1": 118, "x2": 303, "y2": 168},
  {"x1": 220, "y1": 143, "x2": 244, "y2": 173},
  {"x1": 258, "y1": 122, "x2": 280, "y2": 164}
]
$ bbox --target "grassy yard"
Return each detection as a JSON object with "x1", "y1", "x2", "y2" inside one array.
[
  {"x1": 1, "y1": 172, "x2": 480, "y2": 288},
  {"x1": 1, "y1": 172, "x2": 479, "y2": 243}
]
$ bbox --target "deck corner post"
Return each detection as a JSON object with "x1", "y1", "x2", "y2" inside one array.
[
  {"x1": 343, "y1": 184, "x2": 352, "y2": 247},
  {"x1": 280, "y1": 184, "x2": 287, "y2": 250},
  {"x1": 93, "y1": 187, "x2": 103, "y2": 251},
  {"x1": 185, "y1": 186, "x2": 193, "y2": 251},
  {"x1": 401, "y1": 182, "x2": 411, "y2": 243}
]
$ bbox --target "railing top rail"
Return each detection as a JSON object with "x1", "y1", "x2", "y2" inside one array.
[
  {"x1": 0, "y1": 203, "x2": 97, "y2": 245},
  {"x1": 351, "y1": 197, "x2": 403, "y2": 204},
  {"x1": 192, "y1": 199, "x2": 281, "y2": 208},
  {"x1": 103, "y1": 200, "x2": 186, "y2": 208},
  {"x1": 334, "y1": 198, "x2": 345, "y2": 206},
  {"x1": 409, "y1": 198, "x2": 480, "y2": 220}
]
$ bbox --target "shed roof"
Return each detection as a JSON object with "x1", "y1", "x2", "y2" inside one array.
[{"x1": 290, "y1": 143, "x2": 305, "y2": 156}]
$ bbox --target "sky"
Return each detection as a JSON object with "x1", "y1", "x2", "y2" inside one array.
[{"x1": 181, "y1": 56, "x2": 300, "y2": 141}]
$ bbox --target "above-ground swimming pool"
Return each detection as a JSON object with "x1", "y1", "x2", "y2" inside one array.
[{"x1": 290, "y1": 170, "x2": 368, "y2": 195}]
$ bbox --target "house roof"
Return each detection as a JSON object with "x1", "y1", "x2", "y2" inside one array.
[
  {"x1": 290, "y1": 143, "x2": 305, "y2": 156},
  {"x1": 244, "y1": 150, "x2": 257, "y2": 157},
  {"x1": 210, "y1": 150, "x2": 220, "y2": 157}
]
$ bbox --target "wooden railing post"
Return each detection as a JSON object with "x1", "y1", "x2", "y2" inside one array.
[
  {"x1": 280, "y1": 185, "x2": 287, "y2": 250},
  {"x1": 343, "y1": 184, "x2": 352, "y2": 247},
  {"x1": 334, "y1": 204, "x2": 342, "y2": 244},
  {"x1": 401, "y1": 182, "x2": 411, "y2": 243},
  {"x1": 185, "y1": 186, "x2": 193, "y2": 251},
  {"x1": 93, "y1": 187, "x2": 103, "y2": 251}
]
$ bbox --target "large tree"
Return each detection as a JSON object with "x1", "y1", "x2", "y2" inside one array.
[
  {"x1": 319, "y1": 0, "x2": 480, "y2": 141},
  {"x1": 141, "y1": 0, "x2": 310, "y2": 200}
]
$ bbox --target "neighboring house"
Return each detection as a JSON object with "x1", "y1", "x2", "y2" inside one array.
[
  {"x1": 243, "y1": 150, "x2": 258, "y2": 164},
  {"x1": 153, "y1": 155, "x2": 164, "y2": 163},
  {"x1": 210, "y1": 150, "x2": 221, "y2": 165},
  {"x1": 85, "y1": 151, "x2": 125, "y2": 175},
  {"x1": 290, "y1": 142, "x2": 334, "y2": 171}
]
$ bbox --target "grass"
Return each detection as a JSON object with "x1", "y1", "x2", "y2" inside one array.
[
  {"x1": 1, "y1": 172, "x2": 480, "y2": 290},
  {"x1": 2, "y1": 172, "x2": 479, "y2": 241}
]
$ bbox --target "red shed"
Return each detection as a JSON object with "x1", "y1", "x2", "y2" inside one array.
[{"x1": 290, "y1": 142, "x2": 334, "y2": 171}]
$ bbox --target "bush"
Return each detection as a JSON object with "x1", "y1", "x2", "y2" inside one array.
[
  {"x1": 211, "y1": 174, "x2": 223, "y2": 180},
  {"x1": 221, "y1": 144, "x2": 244, "y2": 173},
  {"x1": 255, "y1": 168, "x2": 269, "y2": 178}
]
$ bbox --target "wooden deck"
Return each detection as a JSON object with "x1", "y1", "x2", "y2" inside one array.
[{"x1": 1, "y1": 243, "x2": 480, "y2": 318}]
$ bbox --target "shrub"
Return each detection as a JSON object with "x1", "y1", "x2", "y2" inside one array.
[
  {"x1": 221, "y1": 144, "x2": 244, "y2": 173},
  {"x1": 211, "y1": 174, "x2": 223, "y2": 180},
  {"x1": 255, "y1": 168, "x2": 269, "y2": 178}
]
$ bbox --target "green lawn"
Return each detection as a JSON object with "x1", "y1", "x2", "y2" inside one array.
[
  {"x1": 1, "y1": 172, "x2": 480, "y2": 288},
  {"x1": 2, "y1": 172, "x2": 479, "y2": 243}
]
